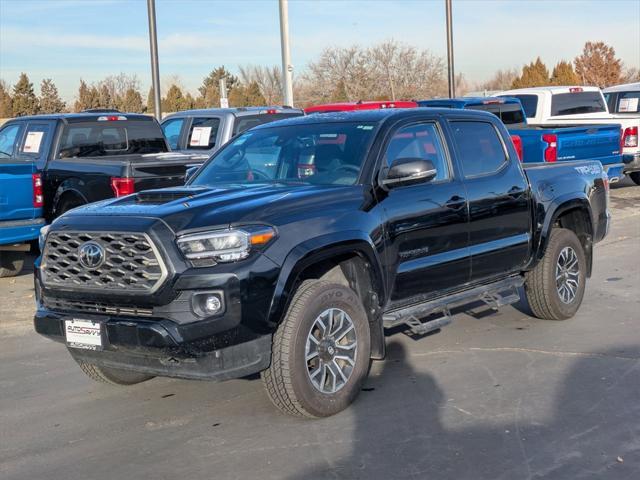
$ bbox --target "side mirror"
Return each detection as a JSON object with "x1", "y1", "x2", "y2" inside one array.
[
  {"x1": 185, "y1": 165, "x2": 200, "y2": 183},
  {"x1": 382, "y1": 158, "x2": 437, "y2": 187}
]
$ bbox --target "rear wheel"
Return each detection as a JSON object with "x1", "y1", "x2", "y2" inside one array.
[
  {"x1": 525, "y1": 228, "x2": 586, "y2": 320},
  {"x1": 629, "y1": 171, "x2": 640, "y2": 186},
  {"x1": 0, "y1": 251, "x2": 25, "y2": 278},
  {"x1": 56, "y1": 195, "x2": 85, "y2": 217},
  {"x1": 73, "y1": 358, "x2": 154, "y2": 386},
  {"x1": 262, "y1": 280, "x2": 371, "y2": 418}
]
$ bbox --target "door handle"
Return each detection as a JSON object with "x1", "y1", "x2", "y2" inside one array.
[
  {"x1": 444, "y1": 195, "x2": 466, "y2": 210},
  {"x1": 507, "y1": 186, "x2": 526, "y2": 199}
]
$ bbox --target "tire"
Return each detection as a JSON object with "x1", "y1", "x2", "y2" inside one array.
[
  {"x1": 629, "y1": 171, "x2": 640, "y2": 186},
  {"x1": 73, "y1": 358, "x2": 154, "y2": 386},
  {"x1": 262, "y1": 280, "x2": 371, "y2": 418},
  {"x1": 525, "y1": 228, "x2": 586, "y2": 320},
  {"x1": 0, "y1": 251, "x2": 25, "y2": 278},
  {"x1": 56, "y1": 195, "x2": 85, "y2": 217}
]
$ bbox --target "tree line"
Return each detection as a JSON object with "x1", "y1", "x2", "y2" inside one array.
[{"x1": 1, "y1": 39, "x2": 638, "y2": 118}]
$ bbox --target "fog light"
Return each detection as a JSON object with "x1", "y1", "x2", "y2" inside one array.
[{"x1": 204, "y1": 295, "x2": 222, "y2": 314}]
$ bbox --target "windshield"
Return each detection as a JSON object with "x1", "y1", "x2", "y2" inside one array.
[
  {"x1": 550, "y1": 92, "x2": 606, "y2": 116},
  {"x1": 58, "y1": 121, "x2": 168, "y2": 158},
  {"x1": 190, "y1": 121, "x2": 377, "y2": 187}
]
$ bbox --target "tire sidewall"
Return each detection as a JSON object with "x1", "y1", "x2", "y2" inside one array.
[
  {"x1": 548, "y1": 230, "x2": 586, "y2": 319},
  {"x1": 288, "y1": 283, "x2": 370, "y2": 417}
]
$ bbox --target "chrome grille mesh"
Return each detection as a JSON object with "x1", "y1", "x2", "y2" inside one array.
[{"x1": 41, "y1": 231, "x2": 167, "y2": 293}]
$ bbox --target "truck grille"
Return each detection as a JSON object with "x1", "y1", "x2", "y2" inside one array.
[
  {"x1": 41, "y1": 231, "x2": 167, "y2": 293},
  {"x1": 42, "y1": 296, "x2": 154, "y2": 317}
]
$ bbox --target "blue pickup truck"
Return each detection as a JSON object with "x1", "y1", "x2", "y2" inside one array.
[
  {"x1": 0, "y1": 137, "x2": 44, "y2": 276},
  {"x1": 418, "y1": 97, "x2": 624, "y2": 182}
]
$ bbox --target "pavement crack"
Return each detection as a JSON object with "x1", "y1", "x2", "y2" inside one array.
[{"x1": 410, "y1": 347, "x2": 640, "y2": 362}]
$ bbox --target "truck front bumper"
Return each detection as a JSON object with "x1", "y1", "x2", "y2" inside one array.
[{"x1": 34, "y1": 308, "x2": 272, "y2": 381}]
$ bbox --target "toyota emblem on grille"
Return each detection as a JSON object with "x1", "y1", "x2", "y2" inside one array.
[{"x1": 78, "y1": 241, "x2": 105, "y2": 269}]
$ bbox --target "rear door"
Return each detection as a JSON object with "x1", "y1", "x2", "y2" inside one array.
[
  {"x1": 378, "y1": 120, "x2": 470, "y2": 308},
  {"x1": 447, "y1": 119, "x2": 531, "y2": 282},
  {"x1": 0, "y1": 121, "x2": 36, "y2": 223}
]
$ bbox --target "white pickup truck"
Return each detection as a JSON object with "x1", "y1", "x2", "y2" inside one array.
[{"x1": 498, "y1": 85, "x2": 640, "y2": 185}]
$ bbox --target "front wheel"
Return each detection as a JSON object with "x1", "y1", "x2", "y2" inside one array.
[
  {"x1": 525, "y1": 228, "x2": 586, "y2": 320},
  {"x1": 262, "y1": 280, "x2": 371, "y2": 418},
  {"x1": 0, "y1": 251, "x2": 25, "y2": 278}
]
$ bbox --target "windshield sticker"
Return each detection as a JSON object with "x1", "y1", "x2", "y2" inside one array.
[
  {"x1": 190, "y1": 126, "x2": 212, "y2": 147},
  {"x1": 22, "y1": 131, "x2": 44, "y2": 153},
  {"x1": 619, "y1": 97, "x2": 639, "y2": 113}
]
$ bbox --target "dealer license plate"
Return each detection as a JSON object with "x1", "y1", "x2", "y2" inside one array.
[{"x1": 65, "y1": 319, "x2": 103, "y2": 350}]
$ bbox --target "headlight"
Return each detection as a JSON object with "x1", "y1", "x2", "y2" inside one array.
[
  {"x1": 177, "y1": 226, "x2": 276, "y2": 264},
  {"x1": 39, "y1": 225, "x2": 51, "y2": 252}
]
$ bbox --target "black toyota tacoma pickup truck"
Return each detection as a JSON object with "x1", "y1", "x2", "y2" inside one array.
[
  {"x1": 1, "y1": 111, "x2": 198, "y2": 220},
  {"x1": 34, "y1": 109, "x2": 610, "y2": 417}
]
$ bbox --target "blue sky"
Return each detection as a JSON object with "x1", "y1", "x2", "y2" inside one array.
[{"x1": 1, "y1": 0, "x2": 638, "y2": 102}]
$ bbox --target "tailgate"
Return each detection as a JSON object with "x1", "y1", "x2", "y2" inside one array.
[
  {"x1": 0, "y1": 160, "x2": 37, "y2": 222},
  {"x1": 555, "y1": 125, "x2": 621, "y2": 164},
  {"x1": 129, "y1": 153, "x2": 199, "y2": 192}
]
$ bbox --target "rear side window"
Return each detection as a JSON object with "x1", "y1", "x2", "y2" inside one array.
[
  {"x1": 616, "y1": 91, "x2": 640, "y2": 113},
  {"x1": 385, "y1": 123, "x2": 449, "y2": 181},
  {"x1": 187, "y1": 117, "x2": 220, "y2": 150},
  {"x1": 550, "y1": 92, "x2": 606, "y2": 116},
  {"x1": 232, "y1": 113, "x2": 302, "y2": 136},
  {"x1": 161, "y1": 118, "x2": 184, "y2": 150},
  {"x1": 511, "y1": 95, "x2": 538, "y2": 118},
  {"x1": 450, "y1": 121, "x2": 507, "y2": 178},
  {"x1": 0, "y1": 123, "x2": 22, "y2": 158},
  {"x1": 58, "y1": 121, "x2": 167, "y2": 158}
]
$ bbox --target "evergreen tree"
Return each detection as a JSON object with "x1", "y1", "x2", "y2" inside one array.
[
  {"x1": 12, "y1": 73, "x2": 39, "y2": 116},
  {"x1": 38, "y1": 78, "x2": 65, "y2": 113},
  {"x1": 98, "y1": 83, "x2": 115, "y2": 109},
  {"x1": 198, "y1": 66, "x2": 239, "y2": 107},
  {"x1": 0, "y1": 80, "x2": 13, "y2": 118},
  {"x1": 511, "y1": 58, "x2": 550, "y2": 88},
  {"x1": 550, "y1": 61, "x2": 580, "y2": 86},
  {"x1": 162, "y1": 84, "x2": 185, "y2": 112},
  {"x1": 228, "y1": 81, "x2": 266, "y2": 107},
  {"x1": 120, "y1": 88, "x2": 144, "y2": 113},
  {"x1": 74, "y1": 80, "x2": 100, "y2": 112},
  {"x1": 146, "y1": 87, "x2": 156, "y2": 113}
]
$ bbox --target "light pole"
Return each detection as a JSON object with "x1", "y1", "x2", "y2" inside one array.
[
  {"x1": 445, "y1": 0, "x2": 455, "y2": 98},
  {"x1": 278, "y1": 0, "x2": 294, "y2": 106},
  {"x1": 147, "y1": 0, "x2": 162, "y2": 120}
]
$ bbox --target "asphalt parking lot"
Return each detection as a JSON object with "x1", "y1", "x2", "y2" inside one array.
[{"x1": 1, "y1": 178, "x2": 639, "y2": 480}]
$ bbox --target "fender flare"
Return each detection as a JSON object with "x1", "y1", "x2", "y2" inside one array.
[
  {"x1": 266, "y1": 230, "x2": 386, "y2": 328},
  {"x1": 52, "y1": 179, "x2": 89, "y2": 217}
]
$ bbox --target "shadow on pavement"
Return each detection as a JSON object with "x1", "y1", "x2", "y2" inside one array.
[{"x1": 288, "y1": 341, "x2": 640, "y2": 480}]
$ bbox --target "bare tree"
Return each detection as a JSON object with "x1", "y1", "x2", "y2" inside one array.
[
  {"x1": 478, "y1": 68, "x2": 519, "y2": 91},
  {"x1": 239, "y1": 65, "x2": 282, "y2": 105}
]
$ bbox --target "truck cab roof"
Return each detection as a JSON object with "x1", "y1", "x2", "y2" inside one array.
[
  {"x1": 304, "y1": 100, "x2": 418, "y2": 114},
  {"x1": 8, "y1": 112, "x2": 155, "y2": 124},
  {"x1": 164, "y1": 106, "x2": 303, "y2": 119},
  {"x1": 417, "y1": 97, "x2": 522, "y2": 108}
]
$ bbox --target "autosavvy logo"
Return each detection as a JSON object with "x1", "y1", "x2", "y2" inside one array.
[{"x1": 66, "y1": 325, "x2": 100, "y2": 336}]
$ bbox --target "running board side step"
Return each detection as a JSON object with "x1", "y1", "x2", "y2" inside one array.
[{"x1": 383, "y1": 276, "x2": 524, "y2": 336}]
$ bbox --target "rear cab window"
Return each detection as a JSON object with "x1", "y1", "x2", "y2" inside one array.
[
  {"x1": 550, "y1": 91, "x2": 606, "y2": 116},
  {"x1": 232, "y1": 113, "x2": 302, "y2": 136},
  {"x1": 467, "y1": 103, "x2": 526, "y2": 126},
  {"x1": 57, "y1": 119, "x2": 167, "y2": 158},
  {"x1": 450, "y1": 121, "x2": 507, "y2": 177},
  {"x1": 509, "y1": 95, "x2": 538, "y2": 119}
]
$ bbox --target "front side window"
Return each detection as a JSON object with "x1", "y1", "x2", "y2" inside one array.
[
  {"x1": 550, "y1": 92, "x2": 606, "y2": 116},
  {"x1": 187, "y1": 117, "x2": 220, "y2": 150},
  {"x1": 161, "y1": 118, "x2": 184, "y2": 150},
  {"x1": 385, "y1": 123, "x2": 449, "y2": 182},
  {"x1": 0, "y1": 124, "x2": 22, "y2": 158},
  {"x1": 450, "y1": 121, "x2": 507, "y2": 178},
  {"x1": 20, "y1": 123, "x2": 52, "y2": 158},
  {"x1": 191, "y1": 121, "x2": 377, "y2": 187}
]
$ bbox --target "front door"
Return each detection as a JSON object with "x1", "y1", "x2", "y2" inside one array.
[{"x1": 377, "y1": 121, "x2": 470, "y2": 308}]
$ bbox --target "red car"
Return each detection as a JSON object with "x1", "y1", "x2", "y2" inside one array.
[{"x1": 304, "y1": 100, "x2": 418, "y2": 114}]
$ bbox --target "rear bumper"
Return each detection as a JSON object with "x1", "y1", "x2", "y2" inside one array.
[
  {"x1": 0, "y1": 217, "x2": 45, "y2": 246},
  {"x1": 622, "y1": 153, "x2": 640, "y2": 173}
]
